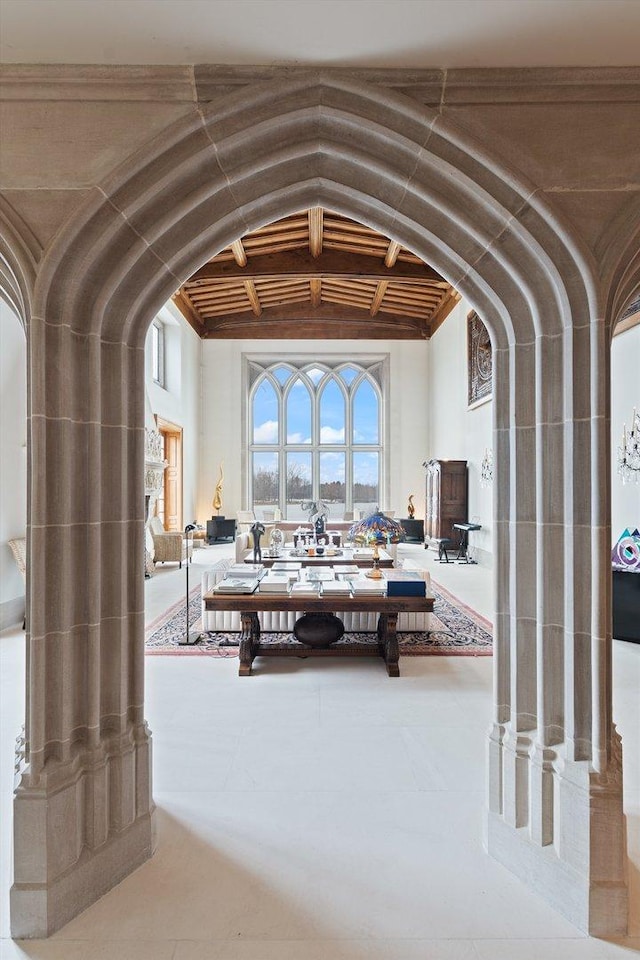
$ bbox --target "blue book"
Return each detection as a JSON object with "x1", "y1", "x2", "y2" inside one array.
[{"x1": 386, "y1": 578, "x2": 426, "y2": 597}]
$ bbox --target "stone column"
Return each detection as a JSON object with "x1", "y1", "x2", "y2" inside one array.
[
  {"x1": 10, "y1": 318, "x2": 156, "y2": 937},
  {"x1": 485, "y1": 316, "x2": 628, "y2": 936}
]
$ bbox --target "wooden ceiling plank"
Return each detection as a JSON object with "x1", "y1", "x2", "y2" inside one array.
[
  {"x1": 190, "y1": 249, "x2": 446, "y2": 284},
  {"x1": 204, "y1": 300, "x2": 422, "y2": 332},
  {"x1": 308, "y1": 207, "x2": 323, "y2": 258}
]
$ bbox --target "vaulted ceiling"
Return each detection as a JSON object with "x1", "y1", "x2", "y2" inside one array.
[{"x1": 173, "y1": 209, "x2": 461, "y2": 340}]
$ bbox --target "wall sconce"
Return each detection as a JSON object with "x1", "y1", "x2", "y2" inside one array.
[
  {"x1": 480, "y1": 448, "x2": 493, "y2": 487},
  {"x1": 618, "y1": 407, "x2": 640, "y2": 484}
]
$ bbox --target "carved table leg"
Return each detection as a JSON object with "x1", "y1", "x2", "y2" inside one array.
[
  {"x1": 378, "y1": 612, "x2": 400, "y2": 677},
  {"x1": 239, "y1": 612, "x2": 260, "y2": 676}
]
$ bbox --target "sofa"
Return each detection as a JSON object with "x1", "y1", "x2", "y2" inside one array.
[{"x1": 201, "y1": 558, "x2": 433, "y2": 633}]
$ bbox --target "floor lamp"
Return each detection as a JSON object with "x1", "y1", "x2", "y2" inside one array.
[{"x1": 178, "y1": 523, "x2": 201, "y2": 646}]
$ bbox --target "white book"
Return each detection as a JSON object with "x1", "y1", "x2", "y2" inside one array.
[
  {"x1": 259, "y1": 575, "x2": 291, "y2": 593},
  {"x1": 321, "y1": 581, "x2": 352, "y2": 596},
  {"x1": 290, "y1": 582, "x2": 320, "y2": 596},
  {"x1": 351, "y1": 580, "x2": 387, "y2": 595},
  {"x1": 226, "y1": 564, "x2": 265, "y2": 578},
  {"x1": 332, "y1": 564, "x2": 359, "y2": 574},
  {"x1": 272, "y1": 560, "x2": 302, "y2": 571},
  {"x1": 213, "y1": 578, "x2": 260, "y2": 595},
  {"x1": 306, "y1": 568, "x2": 335, "y2": 581}
]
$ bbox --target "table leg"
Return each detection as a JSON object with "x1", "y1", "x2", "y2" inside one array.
[
  {"x1": 377, "y1": 612, "x2": 400, "y2": 677},
  {"x1": 239, "y1": 612, "x2": 260, "y2": 676}
]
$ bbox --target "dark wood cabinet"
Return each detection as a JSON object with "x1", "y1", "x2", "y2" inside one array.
[
  {"x1": 206, "y1": 516, "x2": 236, "y2": 543},
  {"x1": 399, "y1": 518, "x2": 424, "y2": 542},
  {"x1": 423, "y1": 459, "x2": 468, "y2": 546}
]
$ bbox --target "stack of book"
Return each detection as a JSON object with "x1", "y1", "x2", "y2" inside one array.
[
  {"x1": 321, "y1": 580, "x2": 352, "y2": 597},
  {"x1": 272, "y1": 561, "x2": 302, "y2": 572},
  {"x1": 351, "y1": 578, "x2": 387, "y2": 596},
  {"x1": 332, "y1": 564, "x2": 359, "y2": 575},
  {"x1": 259, "y1": 574, "x2": 291, "y2": 593},
  {"x1": 306, "y1": 567, "x2": 335, "y2": 582},
  {"x1": 224, "y1": 563, "x2": 265, "y2": 580},
  {"x1": 212, "y1": 577, "x2": 261, "y2": 594},
  {"x1": 290, "y1": 581, "x2": 321, "y2": 597},
  {"x1": 384, "y1": 569, "x2": 427, "y2": 597}
]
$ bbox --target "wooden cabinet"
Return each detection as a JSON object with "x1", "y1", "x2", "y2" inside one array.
[
  {"x1": 423, "y1": 460, "x2": 468, "y2": 546},
  {"x1": 399, "y1": 518, "x2": 424, "y2": 542}
]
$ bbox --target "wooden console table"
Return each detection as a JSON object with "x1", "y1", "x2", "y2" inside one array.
[{"x1": 202, "y1": 592, "x2": 434, "y2": 677}]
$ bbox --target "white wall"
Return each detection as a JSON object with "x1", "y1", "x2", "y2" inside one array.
[
  {"x1": 0, "y1": 301, "x2": 27, "y2": 627},
  {"x1": 144, "y1": 302, "x2": 201, "y2": 526},
  {"x1": 427, "y1": 299, "x2": 494, "y2": 563},
  {"x1": 199, "y1": 339, "x2": 430, "y2": 526},
  {"x1": 611, "y1": 324, "x2": 640, "y2": 543}
]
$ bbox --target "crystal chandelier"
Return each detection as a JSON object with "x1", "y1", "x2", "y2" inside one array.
[
  {"x1": 618, "y1": 407, "x2": 640, "y2": 484},
  {"x1": 480, "y1": 448, "x2": 493, "y2": 487}
]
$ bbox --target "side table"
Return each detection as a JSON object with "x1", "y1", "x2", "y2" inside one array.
[
  {"x1": 206, "y1": 516, "x2": 237, "y2": 543},
  {"x1": 400, "y1": 518, "x2": 424, "y2": 542}
]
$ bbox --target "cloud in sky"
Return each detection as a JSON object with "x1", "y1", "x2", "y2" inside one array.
[
  {"x1": 254, "y1": 420, "x2": 278, "y2": 443},
  {"x1": 320, "y1": 425, "x2": 345, "y2": 443}
]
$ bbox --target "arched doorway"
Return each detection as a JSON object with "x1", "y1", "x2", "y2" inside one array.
[{"x1": 10, "y1": 74, "x2": 628, "y2": 937}]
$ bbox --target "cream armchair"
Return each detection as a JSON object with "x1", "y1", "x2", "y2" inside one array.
[
  {"x1": 236, "y1": 510, "x2": 256, "y2": 534},
  {"x1": 148, "y1": 516, "x2": 192, "y2": 568}
]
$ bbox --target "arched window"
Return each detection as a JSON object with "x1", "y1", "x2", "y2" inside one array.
[{"x1": 248, "y1": 359, "x2": 384, "y2": 519}]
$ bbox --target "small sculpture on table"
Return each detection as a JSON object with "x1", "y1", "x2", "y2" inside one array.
[
  {"x1": 407, "y1": 494, "x2": 415, "y2": 519},
  {"x1": 250, "y1": 521, "x2": 265, "y2": 563},
  {"x1": 212, "y1": 462, "x2": 224, "y2": 515}
]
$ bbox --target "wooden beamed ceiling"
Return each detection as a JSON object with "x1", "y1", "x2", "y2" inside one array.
[{"x1": 173, "y1": 209, "x2": 461, "y2": 339}]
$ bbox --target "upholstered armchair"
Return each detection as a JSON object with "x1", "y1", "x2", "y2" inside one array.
[
  {"x1": 236, "y1": 510, "x2": 256, "y2": 534},
  {"x1": 148, "y1": 516, "x2": 192, "y2": 568}
]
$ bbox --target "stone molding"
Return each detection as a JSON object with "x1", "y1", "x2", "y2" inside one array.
[
  {"x1": 0, "y1": 64, "x2": 196, "y2": 101},
  {"x1": 6, "y1": 69, "x2": 635, "y2": 937},
  {"x1": 1, "y1": 64, "x2": 639, "y2": 105}
]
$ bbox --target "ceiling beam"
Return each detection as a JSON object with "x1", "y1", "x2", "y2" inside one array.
[
  {"x1": 308, "y1": 207, "x2": 323, "y2": 258},
  {"x1": 187, "y1": 249, "x2": 447, "y2": 284},
  {"x1": 310, "y1": 278, "x2": 322, "y2": 307},
  {"x1": 243, "y1": 279, "x2": 262, "y2": 317},
  {"x1": 614, "y1": 309, "x2": 640, "y2": 336},
  {"x1": 429, "y1": 289, "x2": 462, "y2": 337},
  {"x1": 384, "y1": 240, "x2": 402, "y2": 268},
  {"x1": 171, "y1": 290, "x2": 206, "y2": 335},
  {"x1": 230, "y1": 239, "x2": 247, "y2": 267}
]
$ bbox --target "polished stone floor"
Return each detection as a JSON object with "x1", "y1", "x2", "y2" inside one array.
[{"x1": 0, "y1": 544, "x2": 638, "y2": 959}]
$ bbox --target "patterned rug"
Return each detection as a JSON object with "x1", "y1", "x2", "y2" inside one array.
[{"x1": 145, "y1": 581, "x2": 492, "y2": 657}]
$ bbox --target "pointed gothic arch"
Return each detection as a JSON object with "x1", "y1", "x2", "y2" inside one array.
[{"x1": 11, "y1": 73, "x2": 628, "y2": 937}]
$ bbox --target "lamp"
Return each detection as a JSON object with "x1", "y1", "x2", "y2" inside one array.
[
  {"x1": 178, "y1": 523, "x2": 201, "y2": 646},
  {"x1": 480, "y1": 448, "x2": 493, "y2": 487},
  {"x1": 618, "y1": 407, "x2": 640, "y2": 484},
  {"x1": 348, "y1": 509, "x2": 405, "y2": 580}
]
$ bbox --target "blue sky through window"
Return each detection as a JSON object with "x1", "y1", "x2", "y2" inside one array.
[{"x1": 286, "y1": 379, "x2": 311, "y2": 443}]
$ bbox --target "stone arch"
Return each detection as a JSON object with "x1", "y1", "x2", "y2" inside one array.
[
  {"x1": 0, "y1": 195, "x2": 38, "y2": 328},
  {"x1": 13, "y1": 74, "x2": 626, "y2": 938}
]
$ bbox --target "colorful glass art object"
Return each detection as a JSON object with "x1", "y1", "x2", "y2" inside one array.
[
  {"x1": 349, "y1": 509, "x2": 405, "y2": 544},
  {"x1": 611, "y1": 528, "x2": 640, "y2": 572}
]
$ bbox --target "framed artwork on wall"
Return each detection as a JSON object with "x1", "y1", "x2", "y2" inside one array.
[{"x1": 467, "y1": 310, "x2": 492, "y2": 407}]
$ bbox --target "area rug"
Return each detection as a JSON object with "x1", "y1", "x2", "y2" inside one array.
[{"x1": 145, "y1": 581, "x2": 492, "y2": 657}]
